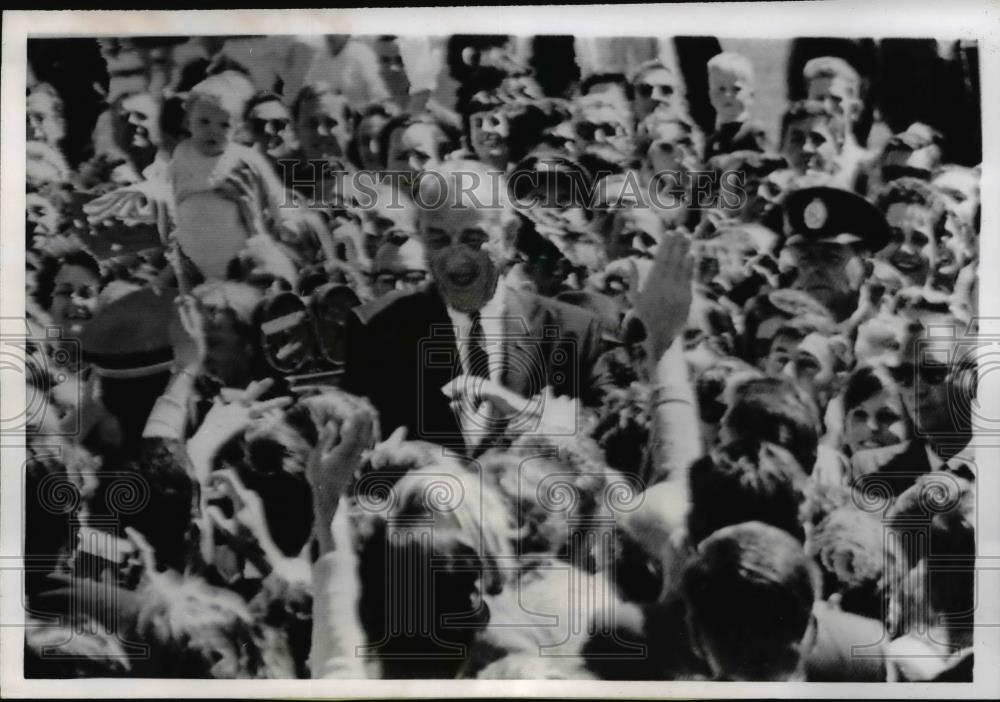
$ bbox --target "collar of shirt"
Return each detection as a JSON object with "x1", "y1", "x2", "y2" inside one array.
[{"x1": 445, "y1": 282, "x2": 506, "y2": 383}]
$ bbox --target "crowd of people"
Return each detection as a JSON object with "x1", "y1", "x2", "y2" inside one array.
[{"x1": 23, "y1": 34, "x2": 979, "y2": 682}]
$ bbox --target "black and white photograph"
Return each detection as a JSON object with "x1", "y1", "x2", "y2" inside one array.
[{"x1": 1, "y1": 3, "x2": 998, "y2": 697}]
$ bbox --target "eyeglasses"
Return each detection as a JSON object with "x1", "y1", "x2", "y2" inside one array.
[
  {"x1": 371, "y1": 270, "x2": 429, "y2": 287},
  {"x1": 636, "y1": 83, "x2": 675, "y2": 99},
  {"x1": 248, "y1": 117, "x2": 291, "y2": 133}
]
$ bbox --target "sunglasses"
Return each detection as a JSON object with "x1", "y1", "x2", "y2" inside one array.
[
  {"x1": 636, "y1": 82, "x2": 675, "y2": 99},
  {"x1": 371, "y1": 270, "x2": 429, "y2": 287}
]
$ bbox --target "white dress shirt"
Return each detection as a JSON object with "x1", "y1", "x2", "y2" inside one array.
[{"x1": 444, "y1": 282, "x2": 506, "y2": 385}]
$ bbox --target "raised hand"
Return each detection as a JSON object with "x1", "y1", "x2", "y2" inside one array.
[
  {"x1": 188, "y1": 378, "x2": 292, "y2": 484},
  {"x1": 218, "y1": 164, "x2": 269, "y2": 237},
  {"x1": 303, "y1": 391, "x2": 379, "y2": 552},
  {"x1": 634, "y1": 232, "x2": 694, "y2": 362},
  {"x1": 205, "y1": 468, "x2": 310, "y2": 584},
  {"x1": 169, "y1": 294, "x2": 207, "y2": 373}
]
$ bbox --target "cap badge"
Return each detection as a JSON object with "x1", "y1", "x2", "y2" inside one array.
[{"x1": 804, "y1": 198, "x2": 827, "y2": 230}]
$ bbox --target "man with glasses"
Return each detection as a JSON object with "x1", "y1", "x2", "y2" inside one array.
[
  {"x1": 243, "y1": 91, "x2": 300, "y2": 169},
  {"x1": 343, "y1": 160, "x2": 612, "y2": 454},
  {"x1": 851, "y1": 312, "x2": 976, "y2": 499},
  {"x1": 369, "y1": 237, "x2": 429, "y2": 298},
  {"x1": 630, "y1": 60, "x2": 684, "y2": 123}
]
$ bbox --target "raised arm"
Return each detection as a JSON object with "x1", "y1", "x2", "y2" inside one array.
[{"x1": 633, "y1": 233, "x2": 702, "y2": 487}]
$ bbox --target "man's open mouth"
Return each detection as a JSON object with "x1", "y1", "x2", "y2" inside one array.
[
  {"x1": 447, "y1": 270, "x2": 477, "y2": 288},
  {"x1": 891, "y1": 255, "x2": 922, "y2": 273}
]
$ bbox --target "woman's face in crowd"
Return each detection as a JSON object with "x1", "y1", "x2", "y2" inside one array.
[
  {"x1": 357, "y1": 113, "x2": 389, "y2": 171},
  {"x1": 246, "y1": 99, "x2": 297, "y2": 161},
  {"x1": 880, "y1": 202, "x2": 938, "y2": 286},
  {"x1": 188, "y1": 98, "x2": 234, "y2": 157},
  {"x1": 782, "y1": 116, "x2": 839, "y2": 175},
  {"x1": 708, "y1": 69, "x2": 751, "y2": 123},
  {"x1": 26, "y1": 92, "x2": 65, "y2": 147},
  {"x1": 845, "y1": 387, "x2": 907, "y2": 454},
  {"x1": 49, "y1": 264, "x2": 100, "y2": 338},
  {"x1": 297, "y1": 93, "x2": 352, "y2": 162},
  {"x1": 606, "y1": 207, "x2": 663, "y2": 261},
  {"x1": 119, "y1": 92, "x2": 161, "y2": 152},
  {"x1": 26, "y1": 192, "x2": 61, "y2": 238},
  {"x1": 387, "y1": 123, "x2": 444, "y2": 180},
  {"x1": 470, "y1": 109, "x2": 510, "y2": 168}
]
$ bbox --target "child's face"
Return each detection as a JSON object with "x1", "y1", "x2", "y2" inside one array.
[
  {"x1": 188, "y1": 98, "x2": 235, "y2": 157},
  {"x1": 709, "y1": 69, "x2": 752, "y2": 123}
]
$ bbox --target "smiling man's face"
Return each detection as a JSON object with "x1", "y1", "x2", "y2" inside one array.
[{"x1": 420, "y1": 204, "x2": 506, "y2": 313}]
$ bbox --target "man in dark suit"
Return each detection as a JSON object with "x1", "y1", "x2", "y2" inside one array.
[
  {"x1": 343, "y1": 160, "x2": 610, "y2": 454},
  {"x1": 851, "y1": 312, "x2": 976, "y2": 500}
]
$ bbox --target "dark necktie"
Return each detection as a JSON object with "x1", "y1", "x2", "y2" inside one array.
[{"x1": 467, "y1": 311, "x2": 490, "y2": 379}]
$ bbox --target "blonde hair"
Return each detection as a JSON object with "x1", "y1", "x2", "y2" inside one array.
[
  {"x1": 707, "y1": 51, "x2": 755, "y2": 84},
  {"x1": 803, "y1": 56, "x2": 860, "y2": 96},
  {"x1": 185, "y1": 72, "x2": 255, "y2": 122}
]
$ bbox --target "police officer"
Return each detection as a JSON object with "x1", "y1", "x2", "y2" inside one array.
[{"x1": 783, "y1": 186, "x2": 890, "y2": 322}]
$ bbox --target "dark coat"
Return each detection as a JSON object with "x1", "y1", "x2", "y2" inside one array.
[{"x1": 343, "y1": 284, "x2": 611, "y2": 452}]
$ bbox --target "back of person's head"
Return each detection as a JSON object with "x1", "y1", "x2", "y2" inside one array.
[
  {"x1": 96, "y1": 438, "x2": 195, "y2": 570},
  {"x1": 805, "y1": 504, "x2": 885, "y2": 619},
  {"x1": 681, "y1": 521, "x2": 820, "y2": 681},
  {"x1": 886, "y1": 473, "x2": 975, "y2": 636},
  {"x1": 875, "y1": 175, "x2": 946, "y2": 219},
  {"x1": 696, "y1": 357, "x2": 762, "y2": 425},
  {"x1": 687, "y1": 439, "x2": 810, "y2": 545},
  {"x1": 135, "y1": 573, "x2": 295, "y2": 678},
  {"x1": 480, "y1": 444, "x2": 617, "y2": 572},
  {"x1": 742, "y1": 289, "x2": 834, "y2": 364},
  {"x1": 25, "y1": 616, "x2": 131, "y2": 678},
  {"x1": 722, "y1": 376, "x2": 822, "y2": 474},
  {"x1": 356, "y1": 462, "x2": 515, "y2": 677}
]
